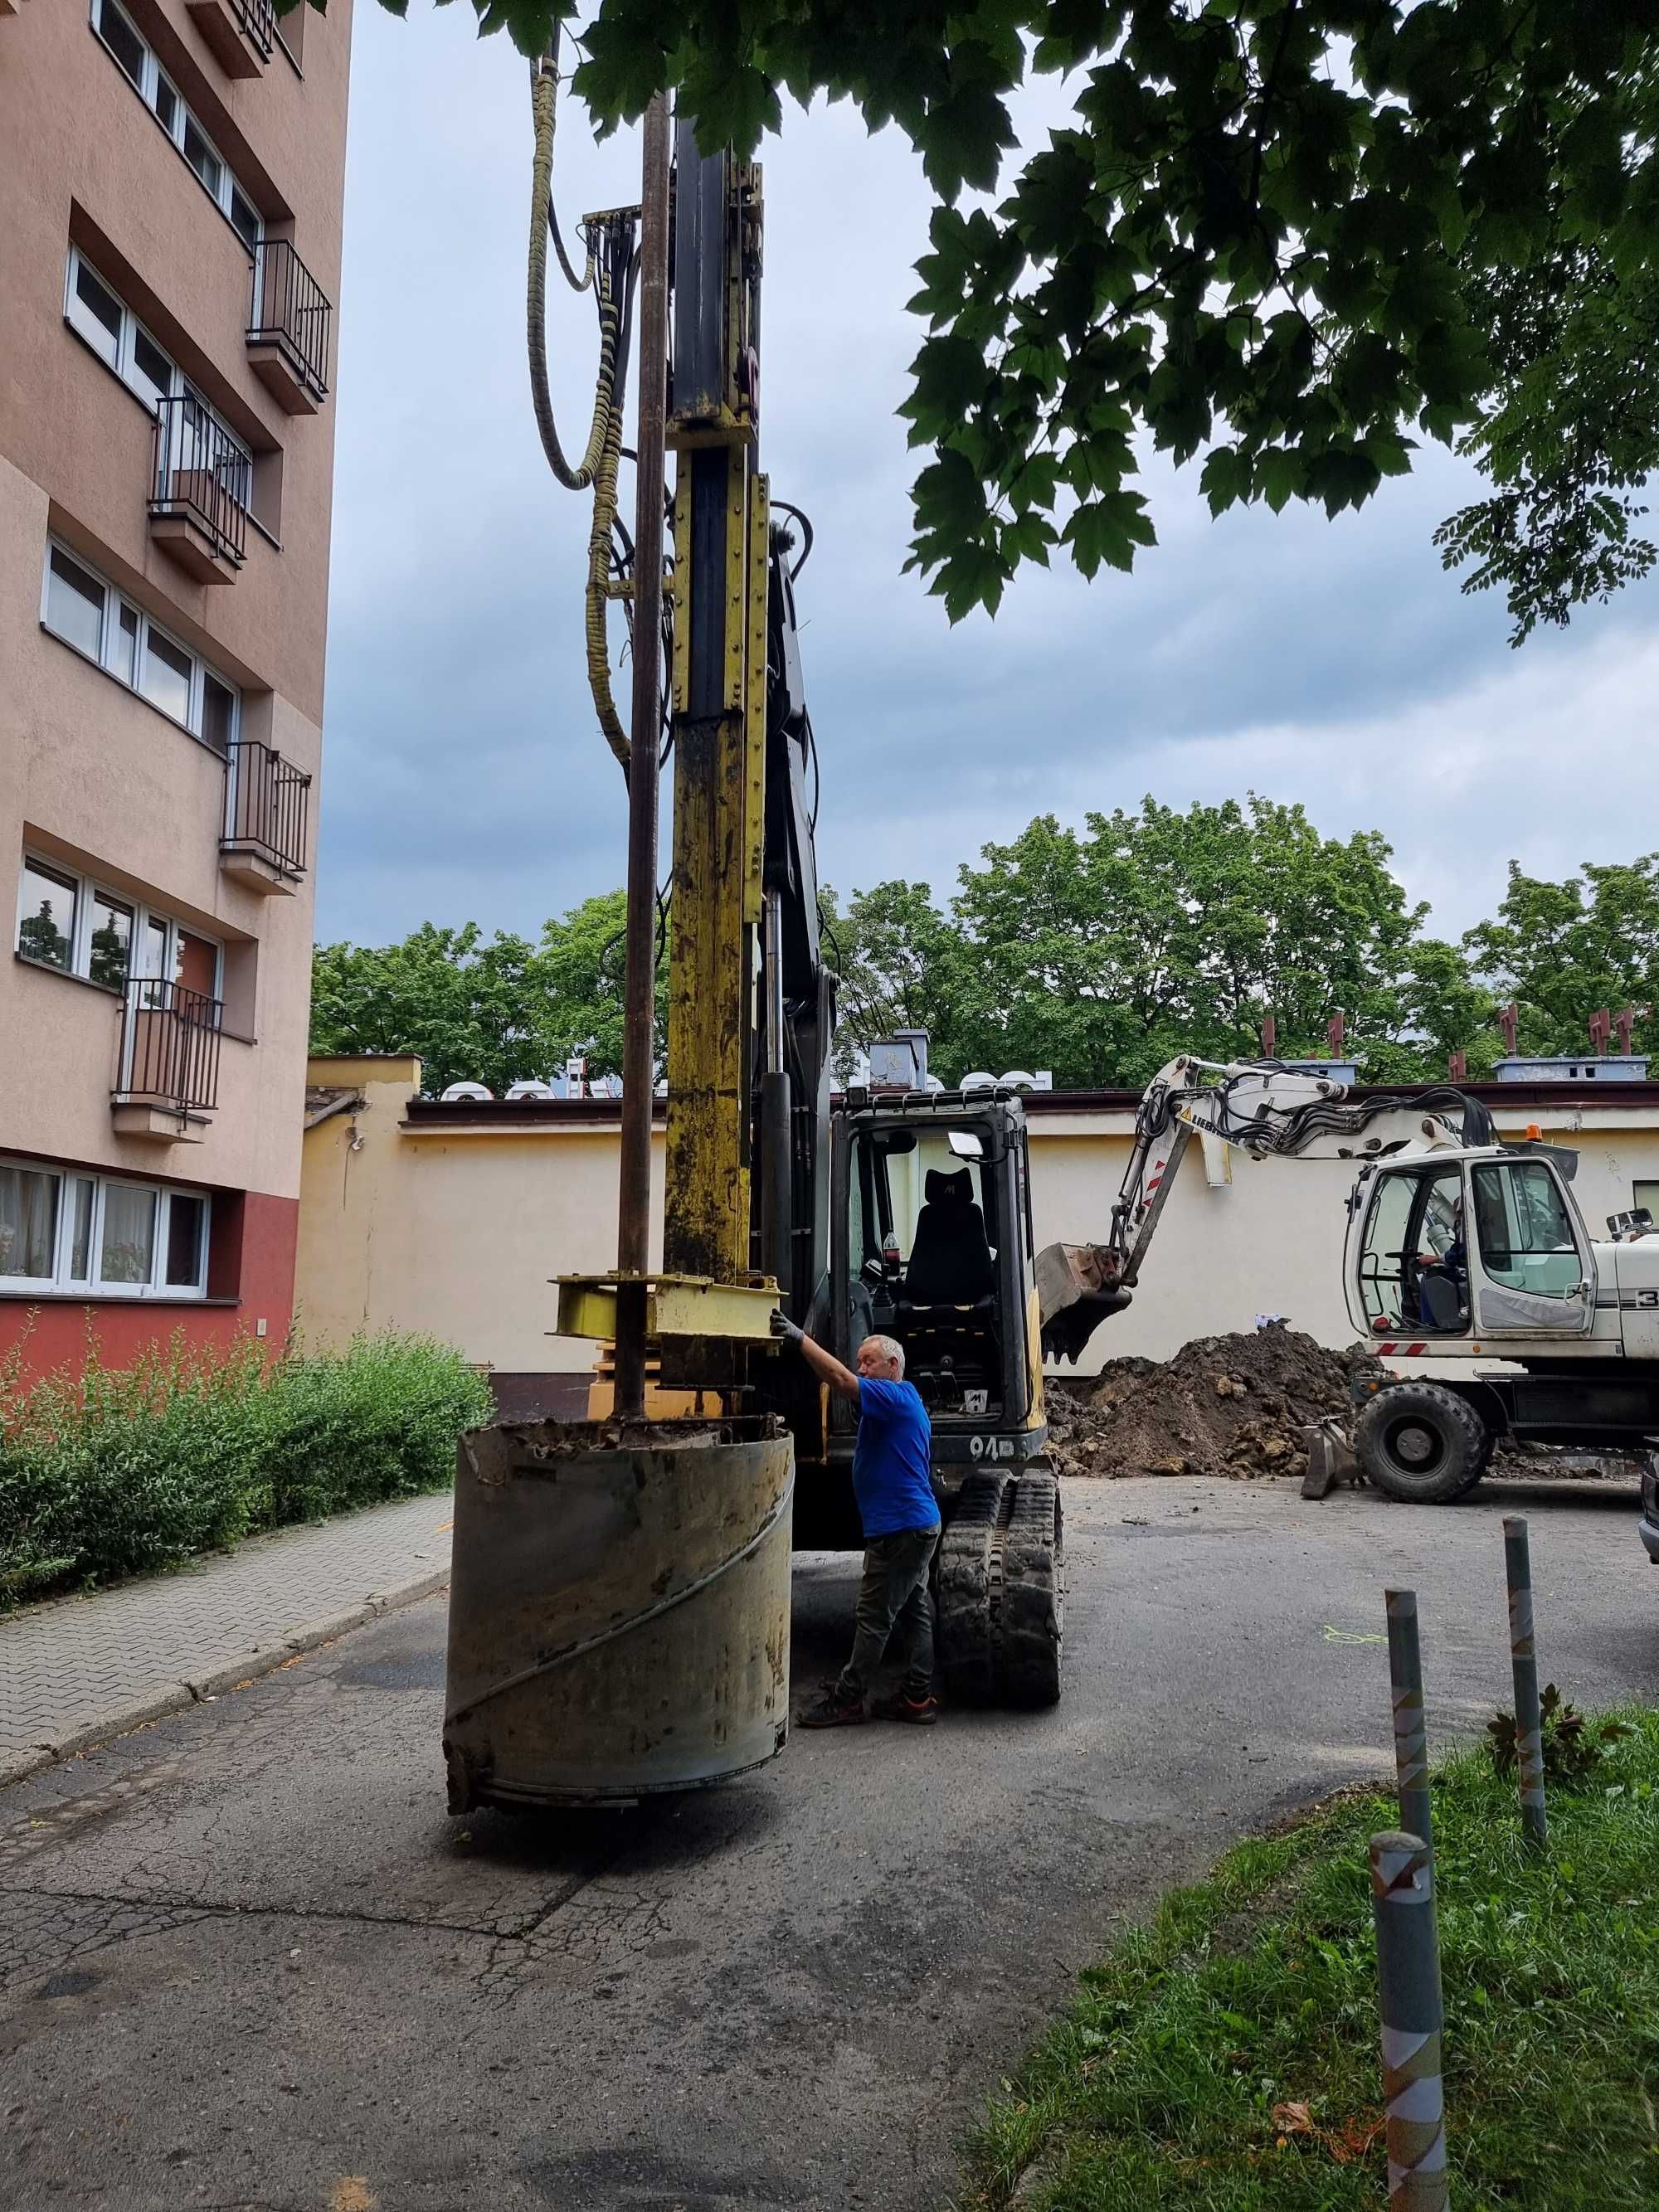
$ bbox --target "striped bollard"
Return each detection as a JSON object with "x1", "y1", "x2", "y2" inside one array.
[
  {"x1": 1501, "y1": 1516, "x2": 1549, "y2": 1848},
  {"x1": 1385, "y1": 1588, "x2": 1432, "y2": 1855},
  {"x1": 1370, "y1": 1830, "x2": 1449, "y2": 2210}
]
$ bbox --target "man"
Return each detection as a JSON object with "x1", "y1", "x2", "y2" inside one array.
[{"x1": 771, "y1": 1315, "x2": 941, "y2": 1726}]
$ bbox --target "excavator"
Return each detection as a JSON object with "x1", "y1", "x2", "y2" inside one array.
[{"x1": 1039, "y1": 1053, "x2": 1659, "y2": 1505}]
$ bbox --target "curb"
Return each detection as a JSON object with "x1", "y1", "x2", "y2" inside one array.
[{"x1": 0, "y1": 1568, "x2": 451, "y2": 1792}]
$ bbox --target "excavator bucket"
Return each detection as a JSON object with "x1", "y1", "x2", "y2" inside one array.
[{"x1": 1036, "y1": 1242, "x2": 1134, "y2": 1364}]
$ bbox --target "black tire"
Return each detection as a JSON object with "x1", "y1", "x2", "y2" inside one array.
[
  {"x1": 995, "y1": 1466, "x2": 1063, "y2": 1709},
  {"x1": 1353, "y1": 1382, "x2": 1490, "y2": 1504}
]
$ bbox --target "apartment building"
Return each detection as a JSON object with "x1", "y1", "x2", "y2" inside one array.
[{"x1": 0, "y1": 0, "x2": 352, "y2": 1378}]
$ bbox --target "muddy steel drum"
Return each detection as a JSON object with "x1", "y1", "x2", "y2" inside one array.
[{"x1": 443, "y1": 1417, "x2": 795, "y2": 1810}]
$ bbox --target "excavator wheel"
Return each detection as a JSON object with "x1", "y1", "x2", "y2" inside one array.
[
  {"x1": 934, "y1": 1465, "x2": 1064, "y2": 1709},
  {"x1": 1353, "y1": 1380, "x2": 1490, "y2": 1504},
  {"x1": 935, "y1": 1470, "x2": 1010, "y2": 1705}
]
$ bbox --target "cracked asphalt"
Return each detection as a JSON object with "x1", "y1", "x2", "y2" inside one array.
[{"x1": 1, "y1": 1472, "x2": 1652, "y2": 2212}]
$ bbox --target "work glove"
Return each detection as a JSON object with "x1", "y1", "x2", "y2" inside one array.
[{"x1": 770, "y1": 1309, "x2": 805, "y2": 1346}]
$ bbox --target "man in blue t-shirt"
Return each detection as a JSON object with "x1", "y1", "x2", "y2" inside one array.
[{"x1": 771, "y1": 1315, "x2": 940, "y2": 1727}]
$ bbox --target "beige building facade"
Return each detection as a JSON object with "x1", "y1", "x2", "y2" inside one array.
[
  {"x1": 2, "y1": 0, "x2": 351, "y2": 1378},
  {"x1": 299, "y1": 1057, "x2": 1659, "y2": 1388}
]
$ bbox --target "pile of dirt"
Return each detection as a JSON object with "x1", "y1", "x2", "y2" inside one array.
[{"x1": 1044, "y1": 1327, "x2": 1388, "y2": 1480}]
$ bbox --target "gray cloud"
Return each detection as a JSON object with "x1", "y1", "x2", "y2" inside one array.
[{"x1": 319, "y1": 4, "x2": 1659, "y2": 959}]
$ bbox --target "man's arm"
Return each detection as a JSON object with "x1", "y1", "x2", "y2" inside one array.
[{"x1": 772, "y1": 1315, "x2": 860, "y2": 1401}]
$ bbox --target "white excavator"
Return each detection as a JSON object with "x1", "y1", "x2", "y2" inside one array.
[{"x1": 1037, "y1": 1055, "x2": 1659, "y2": 1504}]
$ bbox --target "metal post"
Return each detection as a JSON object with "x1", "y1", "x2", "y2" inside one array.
[
  {"x1": 1370, "y1": 1830, "x2": 1449, "y2": 2211},
  {"x1": 613, "y1": 91, "x2": 671, "y2": 1422},
  {"x1": 1502, "y1": 1515, "x2": 1549, "y2": 1847},
  {"x1": 1385, "y1": 1589, "x2": 1433, "y2": 1854}
]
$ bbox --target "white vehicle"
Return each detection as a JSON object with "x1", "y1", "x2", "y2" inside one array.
[{"x1": 1038, "y1": 1055, "x2": 1659, "y2": 1503}]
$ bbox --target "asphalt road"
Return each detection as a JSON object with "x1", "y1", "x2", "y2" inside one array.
[{"x1": 2, "y1": 1473, "x2": 1652, "y2": 2212}]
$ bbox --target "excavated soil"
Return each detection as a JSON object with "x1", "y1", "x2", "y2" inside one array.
[{"x1": 1044, "y1": 1328, "x2": 1635, "y2": 1484}]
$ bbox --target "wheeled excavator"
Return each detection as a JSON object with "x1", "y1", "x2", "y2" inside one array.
[{"x1": 1039, "y1": 1053, "x2": 1659, "y2": 1505}]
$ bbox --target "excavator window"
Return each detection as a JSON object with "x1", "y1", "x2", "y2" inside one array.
[
  {"x1": 1356, "y1": 1166, "x2": 1470, "y2": 1336},
  {"x1": 1472, "y1": 1162, "x2": 1582, "y2": 1300},
  {"x1": 851, "y1": 1125, "x2": 1003, "y2": 1416}
]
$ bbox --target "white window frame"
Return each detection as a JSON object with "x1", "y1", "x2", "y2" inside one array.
[
  {"x1": 40, "y1": 536, "x2": 242, "y2": 753},
  {"x1": 17, "y1": 848, "x2": 223, "y2": 1004},
  {"x1": 89, "y1": 0, "x2": 264, "y2": 251},
  {"x1": 0, "y1": 1155, "x2": 210, "y2": 1300}
]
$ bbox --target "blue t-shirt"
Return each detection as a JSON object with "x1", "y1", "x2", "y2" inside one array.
[{"x1": 853, "y1": 1378, "x2": 938, "y2": 1538}]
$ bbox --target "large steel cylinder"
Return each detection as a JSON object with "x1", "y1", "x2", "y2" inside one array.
[{"x1": 443, "y1": 1416, "x2": 794, "y2": 1811}]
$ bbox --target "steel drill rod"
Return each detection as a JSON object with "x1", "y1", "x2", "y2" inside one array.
[
  {"x1": 1385, "y1": 1588, "x2": 1433, "y2": 1855},
  {"x1": 613, "y1": 90, "x2": 671, "y2": 1422},
  {"x1": 1502, "y1": 1515, "x2": 1549, "y2": 1848},
  {"x1": 1370, "y1": 1830, "x2": 1450, "y2": 2211}
]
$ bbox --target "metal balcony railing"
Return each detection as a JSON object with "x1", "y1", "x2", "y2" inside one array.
[
  {"x1": 238, "y1": 0, "x2": 275, "y2": 60},
  {"x1": 224, "y1": 739, "x2": 312, "y2": 880},
  {"x1": 149, "y1": 394, "x2": 250, "y2": 567},
  {"x1": 117, "y1": 980, "x2": 223, "y2": 1116},
  {"x1": 249, "y1": 240, "x2": 332, "y2": 402}
]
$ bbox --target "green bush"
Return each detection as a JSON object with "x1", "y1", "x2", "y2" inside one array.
[{"x1": 0, "y1": 1325, "x2": 493, "y2": 1604}]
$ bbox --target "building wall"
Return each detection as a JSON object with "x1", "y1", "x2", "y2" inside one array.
[
  {"x1": 0, "y1": 1, "x2": 352, "y2": 1382},
  {"x1": 297, "y1": 1064, "x2": 1659, "y2": 1376}
]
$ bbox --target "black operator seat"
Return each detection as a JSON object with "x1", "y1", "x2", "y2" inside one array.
[{"x1": 902, "y1": 1168, "x2": 995, "y2": 1308}]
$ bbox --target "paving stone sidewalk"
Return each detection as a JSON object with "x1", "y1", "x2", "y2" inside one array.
[{"x1": 0, "y1": 1491, "x2": 455, "y2": 1787}]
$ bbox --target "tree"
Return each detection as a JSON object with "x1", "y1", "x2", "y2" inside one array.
[
  {"x1": 309, "y1": 892, "x2": 662, "y2": 1095},
  {"x1": 1462, "y1": 856, "x2": 1659, "y2": 1058},
  {"x1": 300, "y1": 0, "x2": 1659, "y2": 628},
  {"x1": 820, "y1": 879, "x2": 966, "y2": 1082},
  {"x1": 828, "y1": 796, "x2": 1487, "y2": 1090}
]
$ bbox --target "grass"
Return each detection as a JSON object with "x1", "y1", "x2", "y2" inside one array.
[{"x1": 961, "y1": 1709, "x2": 1659, "y2": 2210}]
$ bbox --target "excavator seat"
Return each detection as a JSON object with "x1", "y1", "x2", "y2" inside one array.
[{"x1": 902, "y1": 1169, "x2": 995, "y2": 1309}]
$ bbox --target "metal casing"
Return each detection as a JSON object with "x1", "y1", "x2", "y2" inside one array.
[{"x1": 443, "y1": 1417, "x2": 794, "y2": 1808}]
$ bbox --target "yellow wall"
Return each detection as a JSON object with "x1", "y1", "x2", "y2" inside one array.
[{"x1": 296, "y1": 1062, "x2": 1659, "y2": 1372}]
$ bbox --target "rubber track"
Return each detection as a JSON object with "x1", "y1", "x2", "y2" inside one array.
[
  {"x1": 995, "y1": 1466, "x2": 1063, "y2": 1709},
  {"x1": 935, "y1": 1471, "x2": 1010, "y2": 1705}
]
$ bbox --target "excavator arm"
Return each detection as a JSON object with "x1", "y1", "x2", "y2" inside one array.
[{"x1": 1037, "y1": 1056, "x2": 1496, "y2": 1363}]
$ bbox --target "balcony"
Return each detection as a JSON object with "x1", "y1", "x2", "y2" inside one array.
[
  {"x1": 148, "y1": 395, "x2": 249, "y2": 585},
  {"x1": 113, "y1": 980, "x2": 222, "y2": 1142},
  {"x1": 187, "y1": 0, "x2": 274, "y2": 77},
  {"x1": 221, "y1": 739, "x2": 312, "y2": 896},
  {"x1": 246, "y1": 241, "x2": 332, "y2": 415}
]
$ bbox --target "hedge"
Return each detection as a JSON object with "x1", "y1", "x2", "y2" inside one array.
[{"x1": 0, "y1": 1327, "x2": 494, "y2": 1605}]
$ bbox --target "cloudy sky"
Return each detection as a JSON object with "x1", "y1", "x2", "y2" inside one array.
[{"x1": 318, "y1": 2, "x2": 1659, "y2": 955}]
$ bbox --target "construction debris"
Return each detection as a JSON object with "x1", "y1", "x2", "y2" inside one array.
[{"x1": 1044, "y1": 1330, "x2": 1389, "y2": 1481}]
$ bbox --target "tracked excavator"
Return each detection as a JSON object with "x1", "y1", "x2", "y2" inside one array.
[{"x1": 1039, "y1": 1053, "x2": 1659, "y2": 1505}]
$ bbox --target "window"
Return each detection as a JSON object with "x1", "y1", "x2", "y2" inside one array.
[
  {"x1": 16, "y1": 852, "x2": 221, "y2": 1004},
  {"x1": 63, "y1": 252, "x2": 255, "y2": 521},
  {"x1": 0, "y1": 1156, "x2": 210, "y2": 1298},
  {"x1": 41, "y1": 537, "x2": 241, "y2": 749},
  {"x1": 1472, "y1": 1161, "x2": 1583, "y2": 1301},
  {"x1": 17, "y1": 858, "x2": 78, "y2": 973},
  {"x1": 0, "y1": 1165, "x2": 61, "y2": 1281},
  {"x1": 90, "y1": 2, "x2": 263, "y2": 249},
  {"x1": 45, "y1": 547, "x2": 106, "y2": 659}
]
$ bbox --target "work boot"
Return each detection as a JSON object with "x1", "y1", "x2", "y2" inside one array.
[
  {"x1": 872, "y1": 1689, "x2": 940, "y2": 1726},
  {"x1": 796, "y1": 1687, "x2": 868, "y2": 1728}
]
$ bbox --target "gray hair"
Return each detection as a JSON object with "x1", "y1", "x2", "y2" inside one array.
[{"x1": 859, "y1": 1333, "x2": 905, "y2": 1377}]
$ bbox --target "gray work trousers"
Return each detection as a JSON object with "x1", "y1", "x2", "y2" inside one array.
[{"x1": 835, "y1": 1525, "x2": 941, "y2": 1703}]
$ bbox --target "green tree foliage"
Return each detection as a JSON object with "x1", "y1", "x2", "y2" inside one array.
[
  {"x1": 1462, "y1": 854, "x2": 1659, "y2": 1059},
  {"x1": 309, "y1": 892, "x2": 663, "y2": 1095},
  {"x1": 297, "y1": 0, "x2": 1659, "y2": 628},
  {"x1": 830, "y1": 796, "x2": 1490, "y2": 1089}
]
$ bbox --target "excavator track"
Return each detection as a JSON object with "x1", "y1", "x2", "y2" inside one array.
[{"x1": 934, "y1": 1464, "x2": 1063, "y2": 1709}]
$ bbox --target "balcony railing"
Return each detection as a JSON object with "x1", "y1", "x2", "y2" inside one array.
[
  {"x1": 248, "y1": 241, "x2": 332, "y2": 408},
  {"x1": 149, "y1": 394, "x2": 249, "y2": 571},
  {"x1": 224, "y1": 739, "x2": 312, "y2": 882},
  {"x1": 117, "y1": 980, "x2": 223, "y2": 1117},
  {"x1": 237, "y1": 0, "x2": 275, "y2": 59}
]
